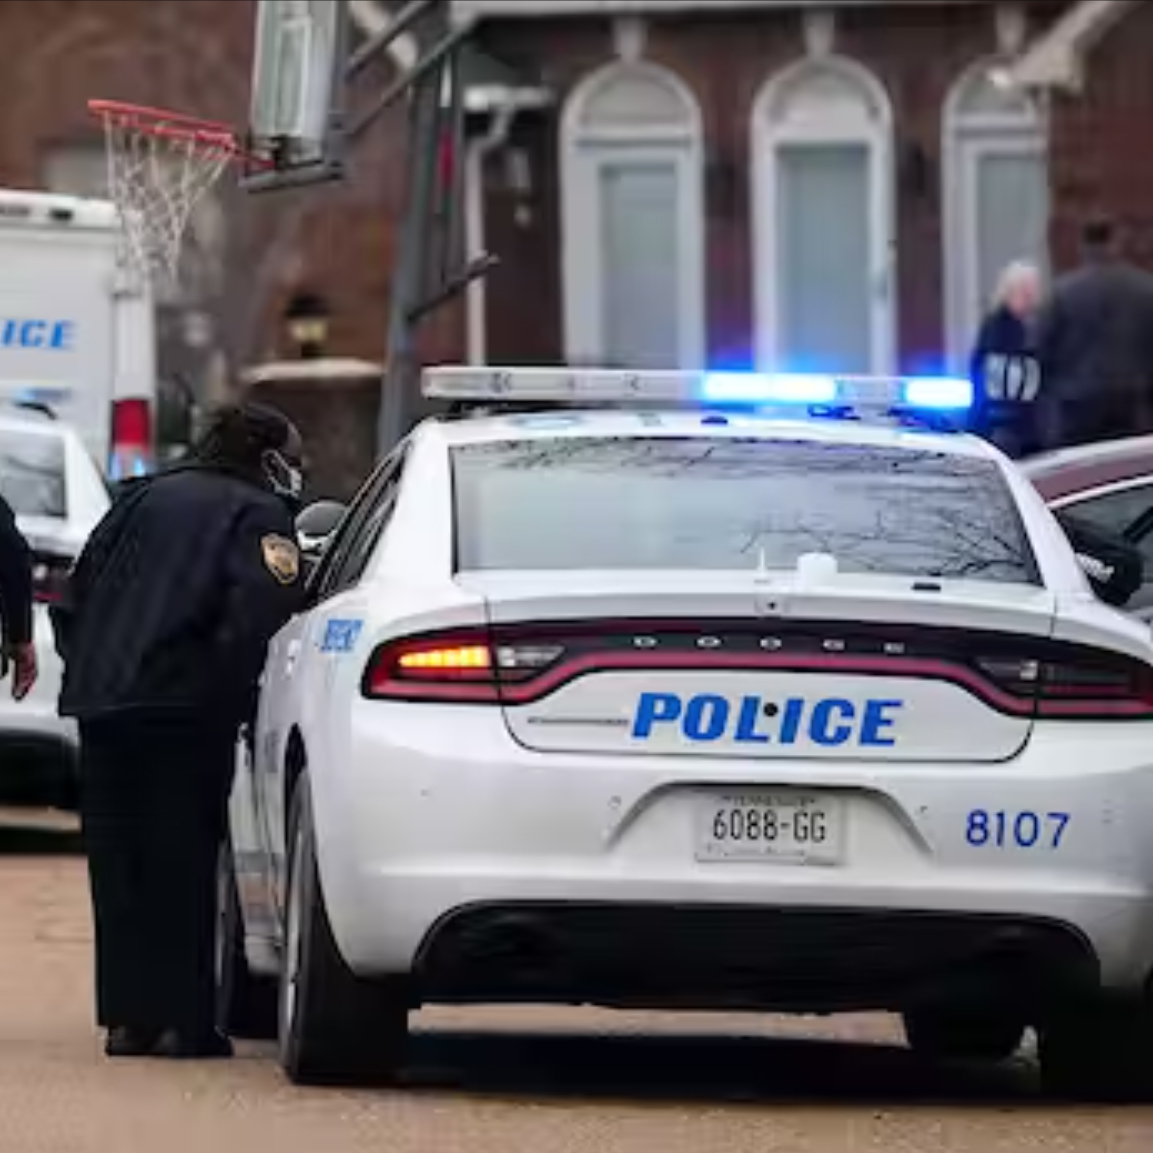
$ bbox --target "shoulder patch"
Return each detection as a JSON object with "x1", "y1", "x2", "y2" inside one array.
[{"x1": 261, "y1": 534, "x2": 300, "y2": 585}]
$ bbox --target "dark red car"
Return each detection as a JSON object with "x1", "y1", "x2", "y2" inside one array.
[{"x1": 1022, "y1": 437, "x2": 1153, "y2": 617}]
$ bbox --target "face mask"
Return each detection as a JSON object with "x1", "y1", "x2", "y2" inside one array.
[{"x1": 261, "y1": 448, "x2": 304, "y2": 505}]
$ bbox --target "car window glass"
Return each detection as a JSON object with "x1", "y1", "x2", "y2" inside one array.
[
  {"x1": 1061, "y1": 485, "x2": 1153, "y2": 613},
  {"x1": 0, "y1": 431, "x2": 66, "y2": 517},
  {"x1": 319, "y1": 448, "x2": 408, "y2": 598},
  {"x1": 307, "y1": 458, "x2": 393, "y2": 600},
  {"x1": 1059, "y1": 485, "x2": 1153, "y2": 541},
  {"x1": 452, "y1": 436, "x2": 1038, "y2": 584}
]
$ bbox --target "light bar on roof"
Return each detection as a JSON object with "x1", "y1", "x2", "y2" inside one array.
[
  {"x1": 701, "y1": 372, "x2": 837, "y2": 405},
  {"x1": 422, "y1": 366, "x2": 974, "y2": 417}
]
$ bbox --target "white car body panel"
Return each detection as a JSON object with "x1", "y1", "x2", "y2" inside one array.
[
  {"x1": 231, "y1": 408, "x2": 1153, "y2": 1012},
  {"x1": 0, "y1": 414, "x2": 109, "y2": 779}
]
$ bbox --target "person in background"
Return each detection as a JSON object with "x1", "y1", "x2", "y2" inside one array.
[
  {"x1": 1035, "y1": 217, "x2": 1153, "y2": 449},
  {"x1": 0, "y1": 494, "x2": 36, "y2": 701},
  {"x1": 56, "y1": 403, "x2": 306, "y2": 1061},
  {"x1": 968, "y1": 261, "x2": 1044, "y2": 458}
]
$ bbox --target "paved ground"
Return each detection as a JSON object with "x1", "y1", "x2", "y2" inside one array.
[{"x1": 0, "y1": 810, "x2": 1151, "y2": 1152}]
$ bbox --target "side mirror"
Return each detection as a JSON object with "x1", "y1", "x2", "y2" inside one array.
[
  {"x1": 1076, "y1": 547, "x2": 1143, "y2": 609},
  {"x1": 1056, "y1": 509, "x2": 1144, "y2": 610},
  {"x1": 295, "y1": 500, "x2": 347, "y2": 561}
]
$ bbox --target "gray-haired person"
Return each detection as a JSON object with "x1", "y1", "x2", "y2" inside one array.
[{"x1": 968, "y1": 261, "x2": 1044, "y2": 458}]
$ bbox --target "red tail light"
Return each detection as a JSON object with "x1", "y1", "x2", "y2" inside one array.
[
  {"x1": 110, "y1": 398, "x2": 153, "y2": 479},
  {"x1": 32, "y1": 554, "x2": 71, "y2": 605},
  {"x1": 363, "y1": 629, "x2": 564, "y2": 702},
  {"x1": 976, "y1": 649, "x2": 1153, "y2": 719},
  {"x1": 363, "y1": 621, "x2": 1153, "y2": 720}
]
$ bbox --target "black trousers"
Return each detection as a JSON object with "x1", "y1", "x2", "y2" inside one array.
[{"x1": 79, "y1": 713, "x2": 236, "y2": 1034}]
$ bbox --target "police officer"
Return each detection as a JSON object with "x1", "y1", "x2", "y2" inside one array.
[
  {"x1": 0, "y1": 493, "x2": 36, "y2": 701},
  {"x1": 1035, "y1": 217, "x2": 1153, "y2": 449},
  {"x1": 58, "y1": 403, "x2": 305, "y2": 1060}
]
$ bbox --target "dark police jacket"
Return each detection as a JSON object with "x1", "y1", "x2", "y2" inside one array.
[
  {"x1": 0, "y1": 494, "x2": 32, "y2": 651},
  {"x1": 968, "y1": 306, "x2": 1043, "y2": 459},
  {"x1": 56, "y1": 464, "x2": 304, "y2": 724},
  {"x1": 1035, "y1": 258, "x2": 1153, "y2": 448}
]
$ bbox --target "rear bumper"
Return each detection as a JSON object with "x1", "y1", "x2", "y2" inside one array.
[
  {"x1": 305, "y1": 704, "x2": 1153, "y2": 1006},
  {"x1": 413, "y1": 902, "x2": 1097, "y2": 1014}
]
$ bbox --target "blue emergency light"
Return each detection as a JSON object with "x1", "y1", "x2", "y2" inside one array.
[
  {"x1": 900, "y1": 376, "x2": 974, "y2": 411},
  {"x1": 699, "y1": 372, "x2": 838, "y2": 406},
  {"x1": 422, "y1": 366, "x2": 974, "y2": 427}
]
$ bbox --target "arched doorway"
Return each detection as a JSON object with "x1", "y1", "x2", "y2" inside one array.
[
  {"x1": 752, "y1": 57, "x2": 895, "y2": 374},
  {"x1": 943, "y1": 61, "x2": 1048, "y2": 371},
  {"x1": 560, "y1": 62, "x2": 705, "y2": 369}
]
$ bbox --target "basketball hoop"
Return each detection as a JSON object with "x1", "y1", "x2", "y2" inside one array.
[{"x1": 88, "y1": 100, "x2": 270, "y2": 287}]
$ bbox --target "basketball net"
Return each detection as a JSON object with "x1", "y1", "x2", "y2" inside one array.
[{"x1": 91, "y1": 103, "x2": 242, "y2": 291}]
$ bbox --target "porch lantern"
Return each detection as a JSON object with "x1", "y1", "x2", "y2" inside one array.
[{"x1": 284, "y1": 291, "x2": 331, "y2": 360}]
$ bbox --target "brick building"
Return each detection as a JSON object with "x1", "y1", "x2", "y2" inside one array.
[
  {"x1": 0, "y1": 0, "x2": 431, "y2": 426},
  {"x1": 0, "y1": 0, "x2": 1150, "y2": 419},
  {"x1": 462, "y1": 0, "x2": 1153, "y2": 377}
]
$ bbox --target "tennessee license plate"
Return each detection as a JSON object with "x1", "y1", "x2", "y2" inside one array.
[{"x1": 695, "y1": 792, "x2": 843, "y2": 864}]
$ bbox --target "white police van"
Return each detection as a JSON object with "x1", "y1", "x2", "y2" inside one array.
[
  {"x1": 0, "y1": 189, "x2": 156, "y2": 478},
  {"x1": 221, "y1": 366, "x2": 1153, "y2": 1100}
]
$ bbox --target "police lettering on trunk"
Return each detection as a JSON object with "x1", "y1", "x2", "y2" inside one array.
[{"x1": 631, "y1": 692, "x2": 904, "y2": 748}]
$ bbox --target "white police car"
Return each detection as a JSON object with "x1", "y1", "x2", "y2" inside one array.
[{"x1": 220, "y1": 367, "x2": 1153, "y2": 1099}]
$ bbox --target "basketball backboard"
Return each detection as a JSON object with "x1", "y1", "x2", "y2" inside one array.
[{"x1": 246, "y1": 0, "x2": 349, "y2": 189}]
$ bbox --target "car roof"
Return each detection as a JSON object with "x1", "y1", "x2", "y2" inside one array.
[
  {"x1": 1021, "y1": 435, "x2": 1153, "y2": 501},
  {"x1": 427, "y1": 409, "x2": 1002, "y2": 458}
]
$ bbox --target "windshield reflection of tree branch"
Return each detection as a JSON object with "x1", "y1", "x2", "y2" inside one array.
[{"x1": 463, "y1": 439, "x2": 1031, "y2": 581}]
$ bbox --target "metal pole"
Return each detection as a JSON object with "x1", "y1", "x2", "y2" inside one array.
[
  {"x1": 345, "y1": 0, "x2": 436, "y2": 80},
  {"x1": 445, "y1": 46, "x2": 466, "y2": 282},
  {"x1": 378, "y1": 1, "x2": 451, "y2": 454}
]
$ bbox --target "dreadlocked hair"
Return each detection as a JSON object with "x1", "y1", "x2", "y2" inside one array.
[{"x1": 192, "y1": 403, "x2": 293, "y2": 472}]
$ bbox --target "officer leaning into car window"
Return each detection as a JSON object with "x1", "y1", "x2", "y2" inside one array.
[
  {"x1": 0, "y1": 491, "x2": 37, "y2": 702},
  {"x1": 55, "y1": 403, "x2": 306, "y2": 1061}
]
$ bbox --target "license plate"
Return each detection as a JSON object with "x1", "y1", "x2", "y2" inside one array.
[{"x1": 695, "y1": 792, "x2": 843, "y2": 865}]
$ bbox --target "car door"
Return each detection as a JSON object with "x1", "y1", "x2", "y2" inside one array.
[
  {"x1": 253, "y1": 449, "x2": 408, "y2": 921},
  {"x1": 299, "y1": 450, "x2": 411, "y2": 818},
  {"x1": 1052, "y1": 479, "x2": 1153, "y2": 617},
  {"x1": 237, "y1": 529, "x2": 352, "y2": 930}
]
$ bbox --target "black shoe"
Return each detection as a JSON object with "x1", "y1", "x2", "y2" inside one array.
[
  {"x1": 105, "y1": 1026, "x2": 162, "y2": 1058},
  {"x1": 153, "y1": 1029, "x2": 234, "y2": 1060}
]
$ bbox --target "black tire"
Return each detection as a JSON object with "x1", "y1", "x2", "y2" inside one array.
[
  {"x1": 278, "y1": 774, "x2": 410, "y2": 1086},
  {"x1": 215, "y1": 840, "x2": 279, "y2": 1040},
  {"x1": 1040, "y1": 996, "x2": 1153, "y2": 1102},
  {"x1": 903, "y1": 1007, "x2": 1025, "y2": 1063}
]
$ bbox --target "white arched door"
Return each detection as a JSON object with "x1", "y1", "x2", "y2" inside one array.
[
  {"x1": 944, "y1": 62, "x2": 1049, "y2": 371},
  {"x1": 560, "y1": 62, "x2": 705, "y2": 370},
  {"x1": 752, "y1": 58, "x2": 895, "y2": 375}
]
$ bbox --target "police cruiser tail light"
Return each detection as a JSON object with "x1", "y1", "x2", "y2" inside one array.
[
  {"x1": 31, "y1": 552, "x2": 70, "y2": 605},
  {"x1": 974, "y1": 650, "x2": 1153, "y2": 719},
  {"x1": 363, "y1": 623, "x2": 1153, "y2": 719},
  {"x1": 364, "y1": 630, "x2": 565, "y2": 702}
]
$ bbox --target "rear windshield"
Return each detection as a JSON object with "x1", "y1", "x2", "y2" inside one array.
[
  {"x1": 451, "y1": 436, "x2": 1038, "y2": 584},
  {"x1": 0, "y1": 431, "x2": 66, "y2": 518}
]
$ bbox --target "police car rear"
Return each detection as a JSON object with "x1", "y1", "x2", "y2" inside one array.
[{"x1": 272, "y1": 370, "x2": 1153, "y2": 1098}]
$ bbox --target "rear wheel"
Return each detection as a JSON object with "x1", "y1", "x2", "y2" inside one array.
[
  {"x1": 902, "y1": 1007, "x2": 1025, "y2": 1063},
  {"x1": 215, "y1": 841, "x2": 278, "y2": 1040},
  {"x1": 278, "y1": 774, "x2": 410, "y2": 1086},
  {"x1": 1040, "y1": 996, "x2": 1153, "y2": 1102}
]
